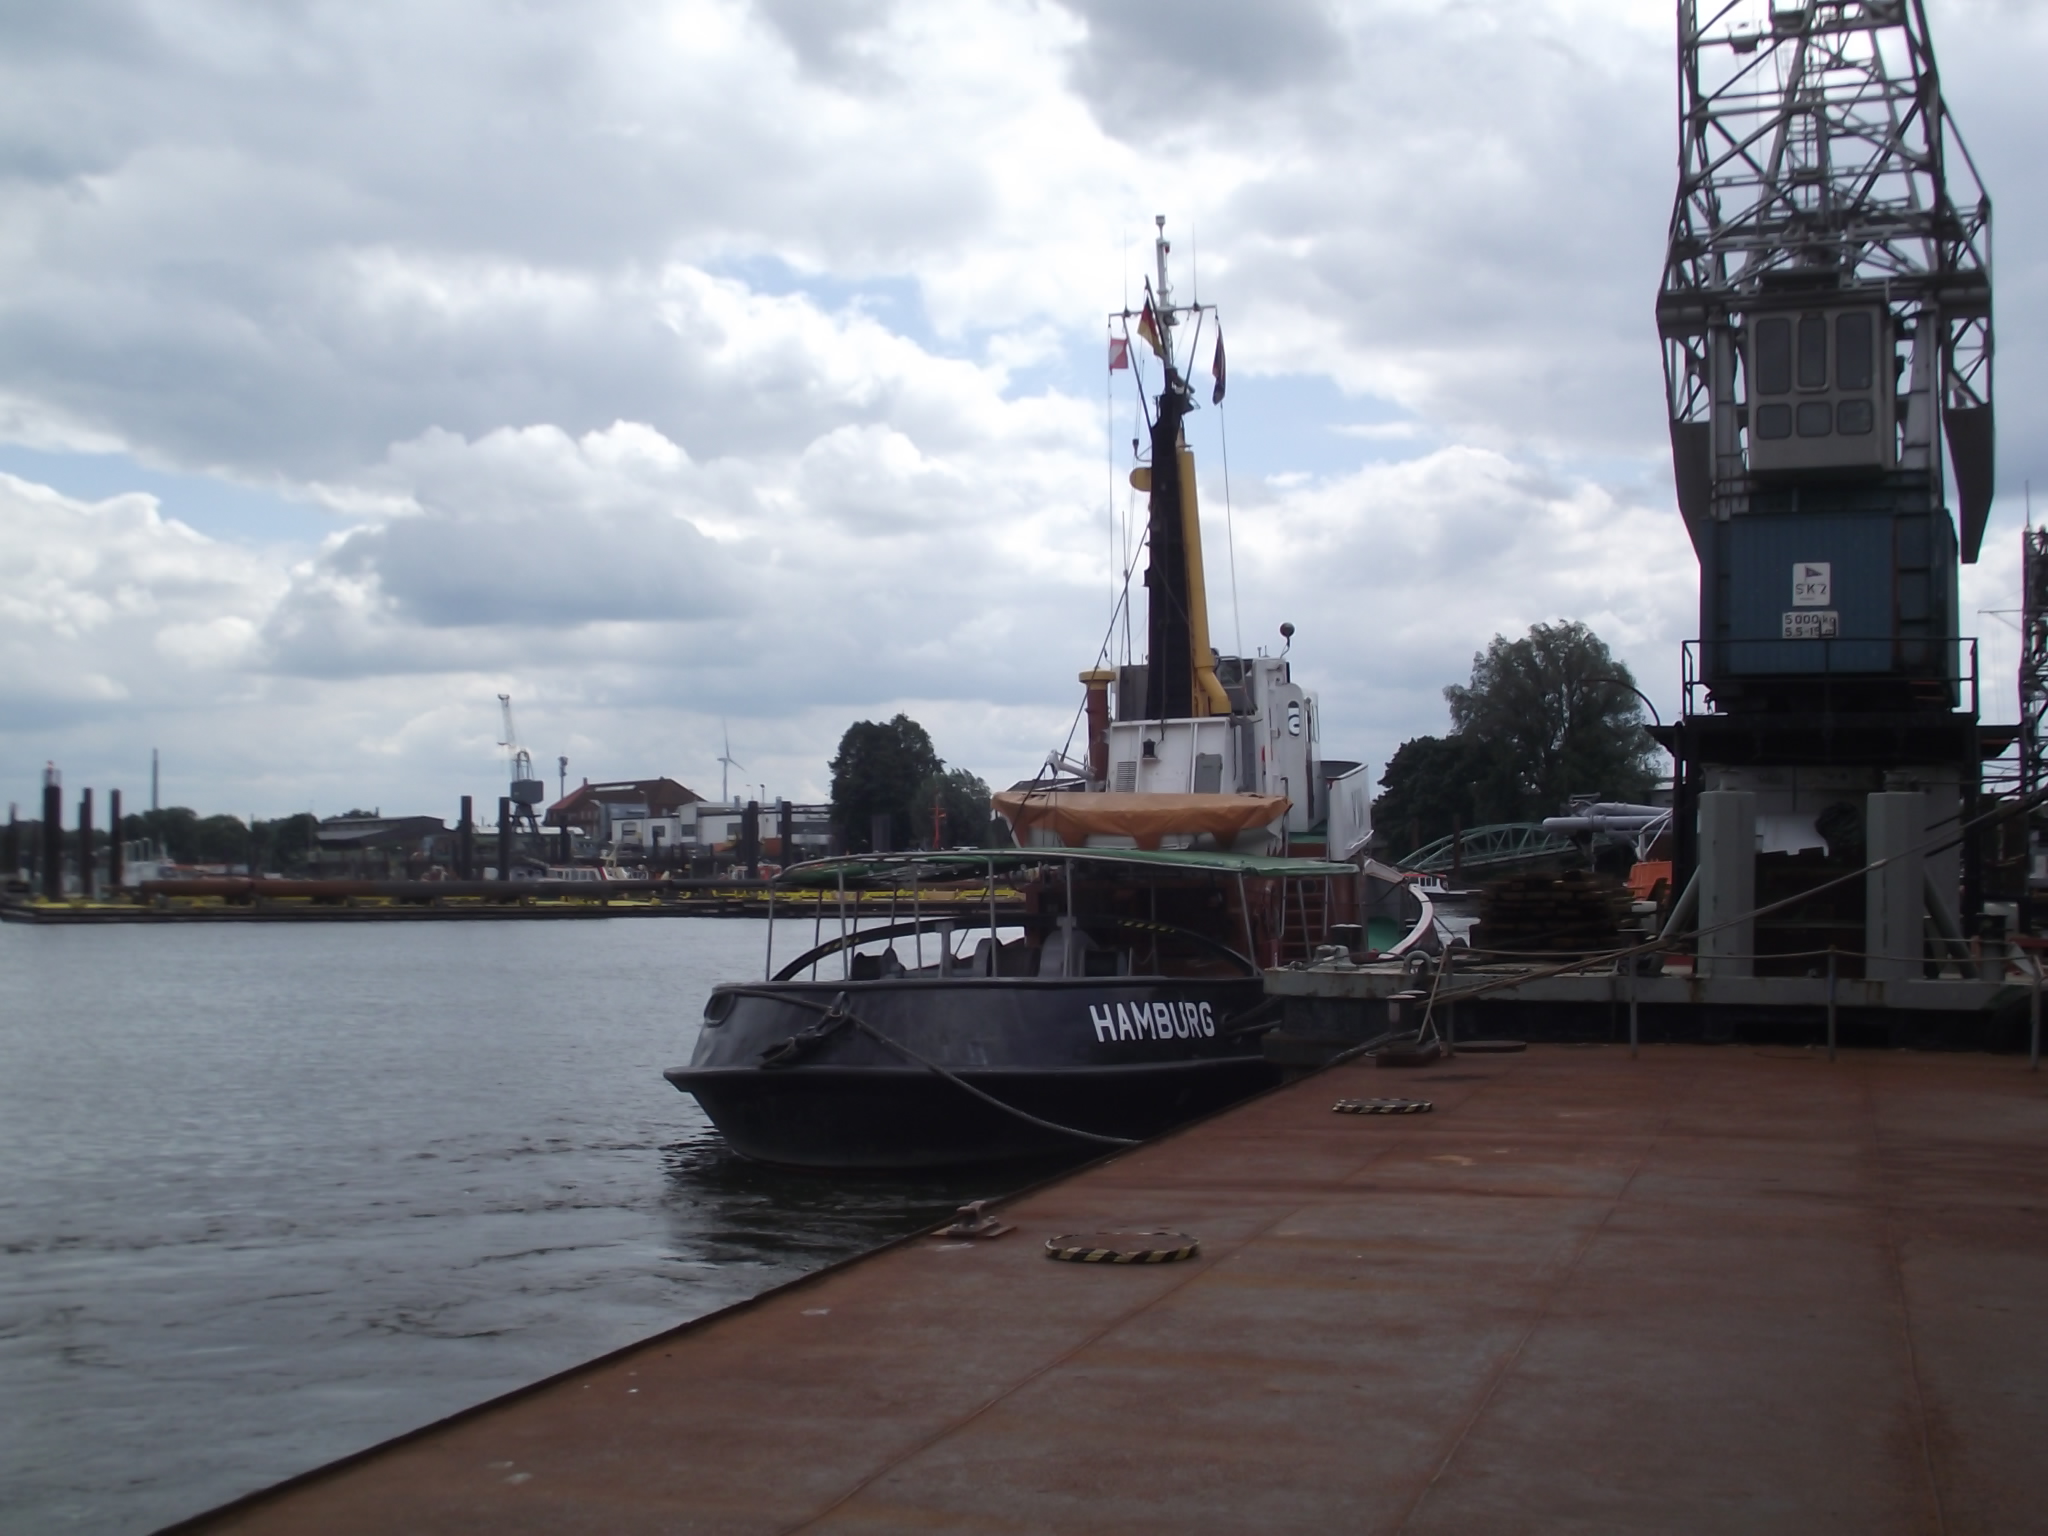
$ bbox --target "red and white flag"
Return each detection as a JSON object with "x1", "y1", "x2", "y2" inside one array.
[{"x1": 1108, "y1": 335, "x2": 1131, "y2": 371}]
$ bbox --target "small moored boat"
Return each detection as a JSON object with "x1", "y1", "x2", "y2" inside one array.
[{"x1": 664, "y1": 845, "x2": 1358, "y2": 1168}]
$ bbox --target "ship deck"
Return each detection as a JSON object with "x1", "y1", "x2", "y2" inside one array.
[{"x1": 172, "y1": 1044, "x2": 2048, "y2": 1535}]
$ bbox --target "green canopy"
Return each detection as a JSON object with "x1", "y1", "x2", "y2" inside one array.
[{"x1": 773, "y1": 846, "x2": 1358, "y2": 889}]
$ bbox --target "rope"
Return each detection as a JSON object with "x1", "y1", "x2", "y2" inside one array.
[{"x1": 722, "y1": 987, "x2": 1139, "y2": 1148}]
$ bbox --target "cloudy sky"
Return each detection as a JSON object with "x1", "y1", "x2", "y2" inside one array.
[{"x1": 2, "y1": 0, "x2": 2043, "y2": 823}]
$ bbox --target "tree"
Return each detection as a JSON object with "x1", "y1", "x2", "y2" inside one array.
[
  {"x1": 121, "y1": 806, "x2": 203, "y2": 862},
  {"x1": 828, "y1": 714, "x2": 943, "y2": 852},
  {"x1": 1371, "y1": 734, "x2": 1512, "y2": 860},
  {"x1": 911, "y1": 768, "x2": 993, "y2": 849},
  {"x1": 1441, "y1": 621, "x2": 1656, "y2": 819}
]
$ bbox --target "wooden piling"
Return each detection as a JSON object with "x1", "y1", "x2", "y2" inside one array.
[
  {"x1": 40, "y1": 775, "x2": 61, "y2": 899},
  {"x1": 78, "y1": 788, "x2": 94, "y2": 899}
]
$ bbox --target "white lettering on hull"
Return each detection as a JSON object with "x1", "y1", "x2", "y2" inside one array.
[{"x1": 1087, "y1": 999, "x2": 1215, "y2": 1044}]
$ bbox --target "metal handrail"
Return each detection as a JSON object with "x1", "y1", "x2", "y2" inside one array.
[{"x1": 1679, "y1": 635, "x2": 1979, "y2": 718}]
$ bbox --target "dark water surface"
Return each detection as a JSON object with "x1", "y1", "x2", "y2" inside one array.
[{"x1": 0, "y1": 920, "x2": 1014, "y2": 1534}]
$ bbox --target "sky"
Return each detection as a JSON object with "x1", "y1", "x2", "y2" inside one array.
[{"x1": 2, "y1": 0, "x2": 2043, "y2": 823}]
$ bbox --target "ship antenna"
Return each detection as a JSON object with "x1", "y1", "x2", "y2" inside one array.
[{"x1": 1153, "y1": 214, "x2": 1177, "y2": 381}]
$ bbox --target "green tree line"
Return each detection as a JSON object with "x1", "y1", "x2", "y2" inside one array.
[
  {"x1": 1374, "y1": 621, "x2": 1657, "y2": 860},
  {"x1": 118, "y1": 807, "x2": 324, "y2": 871}
]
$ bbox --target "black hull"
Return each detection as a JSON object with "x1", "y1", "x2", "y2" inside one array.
[{"x1": 666, "y1": 976, "x2": 1277, "y2": 1170}]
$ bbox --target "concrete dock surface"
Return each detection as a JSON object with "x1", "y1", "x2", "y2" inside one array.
[{"x1": 174, "y1": 1045, "x2": 2048, "y2": 1535}]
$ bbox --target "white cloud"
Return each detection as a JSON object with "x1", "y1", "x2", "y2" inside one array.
[{"x1": 0, "y1": 0, "x2": 2040, "y2": 816}]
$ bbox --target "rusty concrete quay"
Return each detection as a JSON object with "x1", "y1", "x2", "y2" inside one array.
[{"x1": 172, "y1": 1046, "x2": 2048, "y2": 1535}]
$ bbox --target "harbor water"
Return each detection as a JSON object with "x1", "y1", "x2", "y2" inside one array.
[{"x1": 0, "y1": 920, "x2": 1012, "y2": 1535}]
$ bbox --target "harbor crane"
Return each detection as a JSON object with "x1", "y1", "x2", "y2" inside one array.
[
  {"x1": 1653, "y1": 0, "x2": 2000, "y2": 971},
  {"x1": 497, "y1": 694, "x2": 546, "y2": 839}
]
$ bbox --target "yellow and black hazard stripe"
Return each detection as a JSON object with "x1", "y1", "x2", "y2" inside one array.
[
  {"x1": 1044, "y1": 1231, "x2": 1200, "y2": 1264},
  {"x1": 1333, "y1": 1097, "x2": 1433, "y2": 1115}
]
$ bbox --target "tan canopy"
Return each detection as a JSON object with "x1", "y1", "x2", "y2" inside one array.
[{"x1": 992, "y1": 791, "x2": 1289, "y2": 852}]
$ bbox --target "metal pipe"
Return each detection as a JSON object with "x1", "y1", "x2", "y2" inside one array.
[
  {"x1": 1827, "y1": 947, "x2": 1838, "y2": 1062},
  {"x1": 837, "y1": 870, "x2": 849, "y2": 981},
  {"x1": 987, "y1": 857, "x2": 998, "y2": 975},
  {"x1": 1658, "y1": 866, "x2": 1702, "y2": 942},
  {"x1": 1442, "y1": 947, "x2": 1457, "y2": 1051},
  {"x1": 1922, "y1": 870, "x2": 1971, "y2": 973},
  {"x1": 1065, "y1": 860, "x2": 1076, "y2": 976},
  {"x1": 2031, "y1": 952, "x2": 2041, "y2": 1073},
  {"x1": 764, "y1": 883, "x2": 775, "y2": 980},
  {"x1": 912, "y1": 871, "x2": 922, "y2": 971},
  {"x1": 1237, "y1": 871, "x2": 1257, "y2": 968}
]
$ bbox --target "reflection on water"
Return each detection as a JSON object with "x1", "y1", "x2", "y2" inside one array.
[
  {"x1": 656, "y1": 1129, "x2": 1078, "y2": 1270},
  {"x1": 0, "y1": 920, "x2": 1059, "y2": 1536}
]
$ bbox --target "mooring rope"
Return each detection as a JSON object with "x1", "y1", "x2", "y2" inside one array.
[{"x1": 723, "y1": 987, "x2": 1141, "y2": 1148}]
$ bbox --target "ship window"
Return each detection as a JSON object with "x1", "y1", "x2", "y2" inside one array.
[
  {"x1": 1836, "y1": 398, "x2": 1874, "y2": 435},
  {"x1": 1755, "y1": 402, "x2": 1793, "y2": 439},
  {"x1": 1797, "y1": 314, "x2": 1828, "y2": 388},
  {"x1": 1796, "y1": 401, "x2": 1833, "y2": 437},
  {"x1": 1754, "y1": 318, "x2": 1791, "y2": 395},
  {"x1": 1836, "y1": 311, "x2": 1874, "y2": 390}
]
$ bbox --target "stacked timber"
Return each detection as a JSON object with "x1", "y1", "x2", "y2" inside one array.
[{"x1": 1469, "y1": 871, "x2": 1630, "y2": 957}]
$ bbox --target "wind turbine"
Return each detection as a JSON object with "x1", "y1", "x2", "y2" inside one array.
[{"x1": 717, "y1": 723, "x2": 743, "y2": 805}]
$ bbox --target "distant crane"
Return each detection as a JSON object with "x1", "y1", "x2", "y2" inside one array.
[
  {"x1": 497, "y1": 694, "x2": 546, "y2": 838},
  {"x1": 717, "y1": 722, "x2": 743, "y2": 805}
]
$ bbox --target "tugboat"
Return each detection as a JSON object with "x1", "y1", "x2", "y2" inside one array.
[
  {"x1": 666, "y1": 844, "x2": 1352, "y2": 1168},
  {"x1": 665, "y1": 220, "x2": 1366, "y2": 1169}
]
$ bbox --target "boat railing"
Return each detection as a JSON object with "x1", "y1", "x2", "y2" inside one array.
[{"x1": 765, "y1": 906, "x2": 1258, "y2": 984}]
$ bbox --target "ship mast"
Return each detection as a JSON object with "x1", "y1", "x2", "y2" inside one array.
[{"x1": 1139, "y1": 217, "x2": 1230, "y2": 722}]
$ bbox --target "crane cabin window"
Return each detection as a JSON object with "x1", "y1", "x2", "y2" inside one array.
[
  {"x1": 1836, "y1": 311, "x2": 1874, "y2": 391},
  {"x1": 1754, "y1": 318, "x2": 1792, "y2": 395},
  {"x1": 1746, "y1": 304, "x2": 1892, "y2": 471},
  {"x1": 1797, "y1": 314, "x2": 1828, "y2": 389}
]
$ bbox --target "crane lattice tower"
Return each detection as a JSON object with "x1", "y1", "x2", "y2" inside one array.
[{"x1": 1653, "y1": 0, "x2": 1999, "y2": 951}]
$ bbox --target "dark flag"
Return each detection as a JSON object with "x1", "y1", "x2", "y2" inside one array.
[{"x1": 1210, "y1": 326, "x2": 1226, "y2": 404}]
